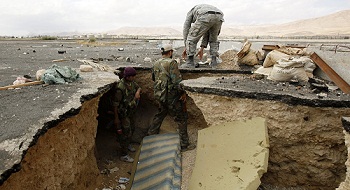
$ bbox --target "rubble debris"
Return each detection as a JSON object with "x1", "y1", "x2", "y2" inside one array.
[
  {"x1": 77, "y1": 59, "x2": 111, "y2": 71},
  {"x1": 13, "y1": 76, "x2": 33, "y2": 85},
  {"x1": 52, "y1": 59, "x2": 69, "y2": 63},
  {"x1": 79, "y1": 65, "x2": 94, "y2": 72},
  {"x1": 36, "y1": 69, "x2": 46, "y2": 81},
  {"x1": 118, "y1": 177, "x2": 129, "y2": 184},
  {"x1": 58, "y1": 50, "x2": 66, "y2": 54},
  {"x1": 143, "y1": 57, "x2": 152, "y2": 62}
]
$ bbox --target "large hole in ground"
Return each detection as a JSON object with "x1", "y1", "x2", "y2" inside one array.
[
  {"x1": 94, "y1": 70, "x2": 348, "y2": 190},
  {"x1": 0, "y1": 70, "x2": 347, "y2": 190}
]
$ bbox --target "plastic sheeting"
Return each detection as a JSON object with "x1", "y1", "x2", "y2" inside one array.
[{"x1": 41, "y1": 64, "x2": 80, "y2": 84}]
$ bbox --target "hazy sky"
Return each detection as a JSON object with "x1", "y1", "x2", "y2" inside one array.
[{"x1": 1, "y1": 0, "x2": 350, "y2": 36}]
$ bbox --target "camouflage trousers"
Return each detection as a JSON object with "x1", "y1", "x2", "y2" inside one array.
[
  {"x1": 186, "y1": 14, "x2": 223, "y2": 57},
  {"x1": 148, "y1": 98, "x2": 189, "y2": 147},
  {"x1": 117, "y1": 116, "x2": 135, "y2": 156}
]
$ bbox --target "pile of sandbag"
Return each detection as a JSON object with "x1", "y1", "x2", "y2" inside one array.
[
  {"x1": 255, "y1": 46, "x2": 316, "y2": 82},
  {"x1": 237, "y1": 39, "x2": 264, "y2": 66}
]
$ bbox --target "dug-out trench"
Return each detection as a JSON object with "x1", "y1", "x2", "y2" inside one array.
[{"x1": 1, "y1": 69, "x2": 349, "y2": 190}]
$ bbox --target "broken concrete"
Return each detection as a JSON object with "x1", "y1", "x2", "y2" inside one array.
[{"x1": 0, "y1": 71, "x2": 118, "y2": 189}]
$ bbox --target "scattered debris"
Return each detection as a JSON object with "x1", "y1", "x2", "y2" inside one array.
[
  {"x1": 79, "y1": 65, "x2": 94, "y2": 72},
  {"x1": 118, "y1": 177, "x2": 129, "y2": 184},
  {"x1": 52, "y1": 59, "x2": 70, "y2": 63},
  {"x1": 77, "y1": 59, "x2": 111, "y2": 71},
  {"x1": 110, "y1": 167, "x2": 119, "y2": 174},
  {"x1": 13, "y1": 76, "x2": 33, "y2": 85},
  {"x1": 144, "y1": 57, "x2": 152, "y2": 62},
  {"x1": 36, "y1": 69, "x2": 46, "y2": 81},
  {"x1": 116, "y1": 184, "x2": 126, "y2": 190}
]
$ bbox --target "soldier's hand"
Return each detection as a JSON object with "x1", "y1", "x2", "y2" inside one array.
[
  {"x1": 182, "y1": 48, "x2": 187, "y2": 59},
  {"x1": 196, "y1": 47, "x2": 204, "y2": 60},
  {"x1": 135, "y1": 88, "x2": 141, "y2": 99},
  {"x1": 179, "y1": 92, "x2": 187, "y2": 103}
]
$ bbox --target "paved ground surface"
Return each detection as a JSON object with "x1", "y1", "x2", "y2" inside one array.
[{"x1": 1, "y1": 39, "x2": 350, "y2": 189}]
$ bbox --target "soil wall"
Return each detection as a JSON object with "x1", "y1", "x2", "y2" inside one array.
[
  {"x1": 0, "y1": 96, "x2": 102, "y2": 190},
  {"x1": 187, "y1": 92, "x2": 349, "y2": 189},
  {"x1": 337, "y1": 118, "x2": 350, "y2": 190}
]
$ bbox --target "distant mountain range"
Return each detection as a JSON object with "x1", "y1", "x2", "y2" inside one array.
[{"x1": 107, "y1": 10, "x2": 350, "y2": 37}]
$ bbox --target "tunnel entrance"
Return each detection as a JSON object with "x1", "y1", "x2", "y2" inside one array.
[{"x1": 93, "y1": 75, "x2": 208, "y2": 189}]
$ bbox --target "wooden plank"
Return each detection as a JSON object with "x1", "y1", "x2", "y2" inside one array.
[
  {"x1": 0, "y1": 81, "x2": 44, "y2": 90},
  {"x1": 310, "y1": 52, "x2": 350, "y2": 94},
  {"x1": 262, "y1": 44, "x2": 306, "y2": 51}
]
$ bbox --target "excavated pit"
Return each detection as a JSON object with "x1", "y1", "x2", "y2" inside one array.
[{"x1": 1, "y1": 69, "x2": 350, "y2": 190}]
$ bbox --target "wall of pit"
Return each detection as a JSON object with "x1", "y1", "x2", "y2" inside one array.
[
  {"x1": 0, "y1": 96, "x2": 102, "y2": 190},
  {"x1": 187, "y1": 92, "x2": 349, "y2": 189}
]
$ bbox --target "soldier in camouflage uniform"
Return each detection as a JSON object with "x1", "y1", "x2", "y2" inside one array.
[
  {"x1": 148, "y1": 44, "x2": 195, "y2": 151},
  {"x1": 180, "y1": 4, "x2": 224, "y2": 68},
  {"x1": 113, "y1": 67, "x2": 142, "y2": 162}
]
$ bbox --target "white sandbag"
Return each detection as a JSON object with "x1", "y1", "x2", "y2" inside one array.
[
  {"x1": 298, "y1": 56, "x2": 316, "y2": 73},
  {"x1": 268, "y1": 64, "x2": 309, "y2": 82},
  {"x1": 237, "y1": 40, "x2": 252, "y2": 59},
  {"x1": 36, "y1": 69, "x2": 46, "y2": 81},
  {"x1": 238, "y1": 49, "x2": 260, "y2": 66},
  {"x1": 276, "y1": 47, "x2": 306, "y2": 56},
  {"x1": 263, "y1": 50, "x2": 290, "y2": 68},
  {"x1": 276, "y1": 57, "x2": 304, "y2": 68},
  {"x1": 256, "y1": 50, "x2": 265, "y2": 61},
  {"x1": 254, "y1": 66, "x2": 273, "y2": 76},
  {"x1": 80, "y1": 65, "x2": 94, "y2": 72}
]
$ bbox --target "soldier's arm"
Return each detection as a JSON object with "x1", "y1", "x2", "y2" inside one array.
[
  {"x1": 134, "y1": 82, "x2": 142, "y2": 100},
  {"x1": 183, "y1": 8, "x2": 194, "y2": 45},
  {"x1": 112, "y1": 88, "x2": 123, "y2": 129}
]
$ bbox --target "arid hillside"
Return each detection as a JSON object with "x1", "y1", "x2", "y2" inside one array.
[
  {"x1": 107, "y1": 10, "x2": 350, "y2": 37},
  {"x1": 222, "y1": 9, "x2": 350, "y2": 37}
]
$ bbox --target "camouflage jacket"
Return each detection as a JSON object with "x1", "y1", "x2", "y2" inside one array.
[
  {"x1": 113, "y1": 78, "x2": 140, "y2": 117},
  {"x1": 152, "y1": 58, "x2": 183, "y2": 102}
]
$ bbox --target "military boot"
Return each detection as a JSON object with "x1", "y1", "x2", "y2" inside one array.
[
  {"x1": 180, "y1": 56, "x2": 195, "y2": 68},
  {"x1": 210, "y1": 56, "x2": 218, "y2": 68}
]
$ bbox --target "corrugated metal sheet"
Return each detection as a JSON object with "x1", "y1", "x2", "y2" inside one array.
[{"x1": 131, "y1": 133, "x2": 181, "y2": 190}]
